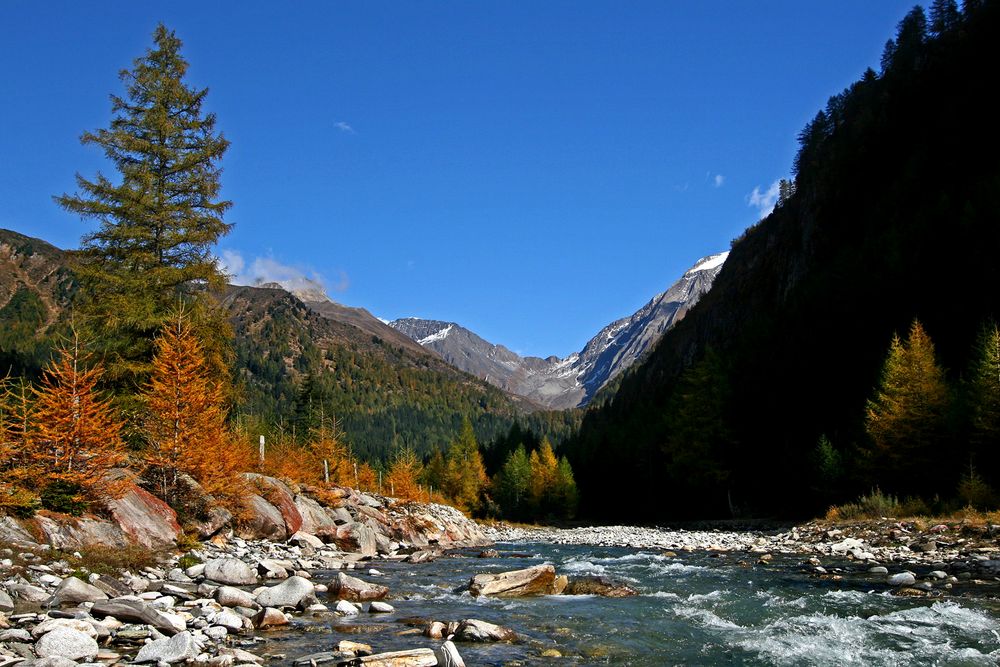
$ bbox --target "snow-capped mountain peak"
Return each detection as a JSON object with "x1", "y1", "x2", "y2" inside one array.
[{"x1": 388, "y1": 251, "x2": 728, "y2": 409}]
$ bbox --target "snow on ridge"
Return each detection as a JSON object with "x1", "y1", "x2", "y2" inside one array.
[
  {"x1": 419, "y1": 324, "x2": 453, "y2": 345},
  {"x1": 687, "y1": 251, "x2": 729, "y2": 274}
]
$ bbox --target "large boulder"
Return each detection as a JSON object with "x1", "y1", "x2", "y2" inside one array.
[
  {"x1": 205, "y1": 558, "x2": 257, "y2": 586},
  {"x1": 243, "y1": 474, "x2": 303, "y2": 537},
  {"x1": 334, "y1": 522, "x2": 378, "y2": 556},
  {"x1": 50, "y1": 576, "x2": 109, "y2": 605},
  {"x1": 6, "y1": 583, "x2": 49, "y2": 604},
  {"x1": 453, "y1": 619, "x2": 517, "y2": 642},
  {"x1": 90, "y1": 598, "x2": 184, "y2": 635},
  {"x1": 253, "y1": 607, "x2": 289, "y2": 629},
  {"x1": 133, "y1": 630, "x2": 200, "y2": 664},
  {"x1": 32, "y1": 513, "x2": 130, "y2": 550},
  {"x1": 255, "y1": 576, "x2": 315, "y2": 609},
  {"x1": 330, "y1": 572, "x2": 388, "y2": 602},
  {"x1": 197, "y1": 506, "x2": 234, "y2": 539},
  {"x1": 34, "y1": 627, "x2": 100, "y2": 661},
  {"x1": 239, "y1": 495, "x2": 288, "y2": 541},
  {"x1": 563, "y1": 575, "x2": 638, "y2": 598},
  {"x1": 105, "y1": 479, "x2": 181, "y2": 549},
  {"x1": 0, "y1": 588, "x2": 14, "y2": 613},
  {"x1": 215, "y1": 586, "x2": 258, "y2": 609},
  {"x1": 468, "y1": 564, "x2": 559, "y2": 597},
  {"x1": 294, "y1": 494, "x2": 340, "y2": 535}
]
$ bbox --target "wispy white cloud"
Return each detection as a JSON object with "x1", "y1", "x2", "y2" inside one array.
[
  {"x1": 218, "y1": 250, "x2": 349, "y2": 295},
  {"x1": 334, "y1": 121, "x2": 356, "y2": 134},
  {"x1": 748, "y1": 180, "x2": 780, "y2": 219},
  {"x1": 713, "y1": 174, "x2": 725, "y2": 188}
]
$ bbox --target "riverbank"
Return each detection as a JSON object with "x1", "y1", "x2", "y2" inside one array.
[
  {"x1": 3, "y1": 505, "x2": 1000, "y2": 667},
  {"x1": 487, "y1": 515, "x2": 1000, "y2": 564}
]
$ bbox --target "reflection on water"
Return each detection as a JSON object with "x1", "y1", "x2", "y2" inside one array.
[{"x1": 264, "y1": 543, "x2": 1000, "y2": 666}]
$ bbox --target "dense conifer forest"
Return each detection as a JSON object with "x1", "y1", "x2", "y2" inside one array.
[{"x1": 563, "y1": 0, "x2": 1000, "y2": 520}]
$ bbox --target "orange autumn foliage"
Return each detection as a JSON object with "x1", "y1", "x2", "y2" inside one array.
[
  {"x1": 0, "y1": 379, "x2": 40, "y2": 514},
  {"x1": 144, "y1": 313, "x2": 246, "y2": 505},
  {"x1": 386, "y1": 448, "x2": 423, "y2": 501},
  {"x1": 356, "y1": 461, "x2": 378, "y2": 493},
  {"x1": 31, "y1": 336, "x2": 127, "y2": 505}
]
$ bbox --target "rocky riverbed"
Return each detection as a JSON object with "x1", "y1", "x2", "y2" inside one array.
[
  {"x1": 485, "y1": 517, "x2": 1000, "y2": 584},
  {"x1": 4, "y1": 485, "x2": 1000, "y2": 667}
]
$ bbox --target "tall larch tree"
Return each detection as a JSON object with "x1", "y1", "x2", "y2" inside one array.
[
  {"x1": 31, "y1": 334, "x2": 127, "y2": 511},
  {"x1": 865, "y1": 320, "x2": 950, "y2": 494},
  {"x1": 144, "y1": 311, "x2": 239, "y2": 505},
  {"x1": 0, "y1": 379, "x2": 39, "y2": 515},
  {"x1": 386, "y1": 448, "x2": 423, "y2": 501},
  {"x1": 55, "y1": 24, "x2": 232, "y2": 396},
  {"x1": 443, "y1": 418, "x2": 488, "y2": 514}
]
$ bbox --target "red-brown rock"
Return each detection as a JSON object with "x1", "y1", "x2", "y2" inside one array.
[
  {"x1": 106, "y1": 483, "x2": 181, "y2": 550},
  {"x1": 243, "y1": 474, "x2": 303, "y2": 537}
]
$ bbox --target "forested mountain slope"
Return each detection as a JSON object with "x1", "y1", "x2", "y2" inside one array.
[
  {"x1": 564, "y1": 1, "x2": 1000, "y2": 520},
  {"x1": 0, "y1": 230, "x2": 576, "y2": 460}
]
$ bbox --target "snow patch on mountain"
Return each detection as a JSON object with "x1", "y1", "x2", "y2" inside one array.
[
  {"x1": 389, "y1": 251, "x2": 728, "y2": 409},
  {"x1": 419, "y1": 324, "x2": 454, "y2": 345}
]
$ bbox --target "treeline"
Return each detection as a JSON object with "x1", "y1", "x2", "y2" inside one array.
[
  {"x1": 366, "y1": 420, "x2": 579, "y2": 521},
  {"x1": 847, "y1": 320, "x2": 1000, "y2": 508},
  {"x1": 565, "y1": 0, "x2": 1000, "y2": 520}
]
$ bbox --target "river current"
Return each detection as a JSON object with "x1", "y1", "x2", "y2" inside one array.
[{"x1": 268, "y1": 541, "x2": 1000, "y2": 666}]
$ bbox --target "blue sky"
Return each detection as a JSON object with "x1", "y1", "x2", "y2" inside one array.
[{"x1": 1, "y1": 1, "x2": 915, "y2": 357}]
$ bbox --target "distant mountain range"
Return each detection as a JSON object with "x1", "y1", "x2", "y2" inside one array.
[
  {"x1": 0, "y1": 225, "x2": 723, "y2": 452},
  {"x1": 387, "y1": 252, "x2": 728, "y2": 409}
]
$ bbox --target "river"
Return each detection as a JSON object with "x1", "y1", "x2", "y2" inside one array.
[{"x1": 267, "y1": 540, "x2": 1000, "y2": 666}]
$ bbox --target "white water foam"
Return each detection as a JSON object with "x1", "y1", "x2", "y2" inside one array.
[{"x1": 678, "y1": 598, "x2": 1000, "y2": 666}]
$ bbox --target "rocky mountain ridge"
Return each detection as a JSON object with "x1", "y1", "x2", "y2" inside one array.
[{"x1": 389, "y1": 251, "x2": 728, "y2": 409}]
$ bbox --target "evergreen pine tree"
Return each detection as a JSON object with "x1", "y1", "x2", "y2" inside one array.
[
  {"x1": 494, "y1": 445, "x2": 531, "y2": 520},
  {"x1": 930, "y1": 0, "x2": 961, "y2": 34},
  {"x1": 55, "y1": 24, "x2": 232, "y2": 393},
  {"x1": 968, "y1": 322, "x2": 1000, "y2": 480}
]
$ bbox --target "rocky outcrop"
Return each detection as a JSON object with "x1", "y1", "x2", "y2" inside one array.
[
  {"x1": 294, "y1": 494, "x2": 340, "y2": 534},
  {"x1": 32, "y1": 513, "x2": 131, "y2": 550},
  {"x1": 240, "y1": 495, "x2": 288, "y2": 541},
  {"x1": 0, "y1": 516, "x2": 39, "y2": 546},
  {"x1": 243, "y1": 474, "x2": 303, "y2": 537},
  {"x1": 468, "y1": 564, "x2": 559, "y2": 597},
  {"x1": 105, "y1": 479, "x2": 182, "y2": 550}
]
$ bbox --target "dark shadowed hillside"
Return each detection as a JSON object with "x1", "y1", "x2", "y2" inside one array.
[{"x1": 565, "y1": 2, "x2": 1000, "y2": 520}]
